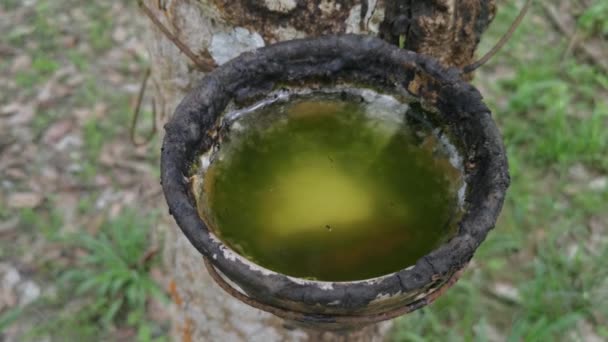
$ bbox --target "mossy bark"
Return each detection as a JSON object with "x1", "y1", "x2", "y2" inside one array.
[{"x1": 141, "y1": 0, "x2": 495, "y2": 340}]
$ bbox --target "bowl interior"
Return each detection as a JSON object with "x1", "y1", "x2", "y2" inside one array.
[{"x1": 191, "y1": 86, "x2": 467, "y2": 282}]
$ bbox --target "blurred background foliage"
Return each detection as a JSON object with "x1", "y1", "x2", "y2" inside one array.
[
  {"x1": 0, "y1": 0, "x2": 606, "y2": 341},
  {"x1": 395, "y1": 1, "x2": 608, "y2": 341}
]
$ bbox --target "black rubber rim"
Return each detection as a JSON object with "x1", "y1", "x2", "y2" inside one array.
[{"x1": 160, "y1": 34, "x2": 510, "y2": 315}]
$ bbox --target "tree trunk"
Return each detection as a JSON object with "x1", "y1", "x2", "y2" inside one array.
[{"x1": 142, "y1": 0, "x2": 495, "y2": 340}]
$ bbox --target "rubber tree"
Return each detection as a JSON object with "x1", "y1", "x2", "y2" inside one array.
[{"x1": 141, "y1": 0, "x2": 496, "y2": 340}]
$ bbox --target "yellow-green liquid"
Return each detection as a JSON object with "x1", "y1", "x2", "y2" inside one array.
[{"x1": 198, "y1": 95, "x2": 462, "y2": 281}]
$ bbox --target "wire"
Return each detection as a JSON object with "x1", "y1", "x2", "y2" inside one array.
[
  {"x1": 463, "y1": 0, "x2": 533, "y2": 74},
  {"x1": 130, "y1": 67, "x2": 157, "y2": 146}
]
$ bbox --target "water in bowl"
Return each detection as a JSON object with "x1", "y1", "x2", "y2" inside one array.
[{"x1": 194, "y1": 91, "x2": 464, "y2": 281}]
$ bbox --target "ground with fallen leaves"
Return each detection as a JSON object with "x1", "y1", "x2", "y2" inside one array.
[
  {"x1": 1, "y1": 0, "x2": 607, "y2": 341},
  {"x1": 1, "y1": 1, "x2": 167, "y2": 341}
]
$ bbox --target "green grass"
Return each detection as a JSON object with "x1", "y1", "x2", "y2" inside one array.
[
  {"x1": 31, "y1": 109, "x2": 60, "y2": 137},
  {"x1": 2, "y1": 1, "x2": 166, "y2": 340},
  {"x1": 0, "y1": 308, "x2": 23, "y2": 333},
  {"x1": 578, "y1": 0, "x2": 608, "y2": 36},
  {"x1": 13, "y1": 53, "x2": 60, "y2": 89},
  {"x1": 392, "y1": 2, "x2": 608, "y2": 341},
  {"x1": 83, "y1": 1, "x2": 114, "y2": 51},
  {"x1": 5, "y1": 213, "x2": 166, "y2": 341},
  {"x1": 83, "y1": 119, "x2": 105, "y2": 160},
  {"x1": 60, "y1": 209, "x2": 164, "y2": 325},
  {"x1": 498, "y1": 57, "x2": 608, "y2": 169},
  {"x1": 23, "y1": 209, "x2": 167, "y2": 341},
  {"x1": 19, "y1": 202, "x2": 64, "y2": 240},
  {"x1": 68, "y1": 50, "x2": 90, "y2": 72}
]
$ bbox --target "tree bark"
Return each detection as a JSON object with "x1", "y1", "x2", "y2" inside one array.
[{"x1": 142, "y1": 0, "x2": 495, "y2": 340}]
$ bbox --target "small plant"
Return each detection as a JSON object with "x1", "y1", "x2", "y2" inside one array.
[
  {"x1": 52, "y1": 208, "x2": 166, "y2": 340},
  {"x1": 19, "y1": 204, "x2": 63, "y2": 240},
  {"x1": 83, "y1": 119, "x2": 105, "y2": 160},
  {"x1": 578, "y1": 1, "x2": 608, "y2": 37}
]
